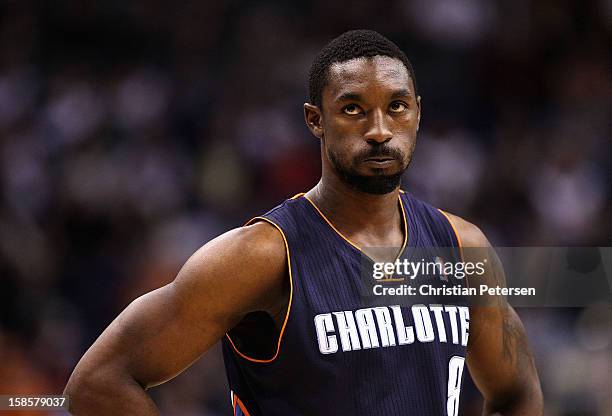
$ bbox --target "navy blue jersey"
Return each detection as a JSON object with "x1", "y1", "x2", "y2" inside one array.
[{"x1": 222, "y1": 190, "x2": 468, "y2": 416}]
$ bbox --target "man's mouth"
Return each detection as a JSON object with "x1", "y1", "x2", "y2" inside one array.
[
  {"x1": 362, "y1": 157, "x2": 397, "y2": 167},
  {"x1": 364, "y1": 157, "x2": 395, "y2": 162}
]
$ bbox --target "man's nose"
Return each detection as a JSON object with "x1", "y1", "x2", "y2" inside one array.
[{"x1": 363, "y1": 109, "x2": 392, "y2": 144}]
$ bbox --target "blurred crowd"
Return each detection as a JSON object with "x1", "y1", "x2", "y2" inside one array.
[{"x1": 0, "y1": 0, "x2": 611, "y2": 415}]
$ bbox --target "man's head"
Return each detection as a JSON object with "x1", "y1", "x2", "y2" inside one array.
[{"x1": 304, "y1": 30, "x2": 421, "y2": 195}]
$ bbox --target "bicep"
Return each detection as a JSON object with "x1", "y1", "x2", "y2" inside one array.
[{"x1": 83, "y1": 281, "x2": 232, "y2": 389}]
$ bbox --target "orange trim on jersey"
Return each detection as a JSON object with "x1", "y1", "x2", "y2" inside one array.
[
  {"x1": 437, "y1": 209, "x2": 464, "y2": 261},
  {"x1": 225, "y1": 216, "x2": 294, "y2": 364},
  {"x1": 398, "y1": 195, "x2": 409, "y2": 257},
  {"x1": 302, "y1": 193, "x2": 409, "y2": 262},
  {"x1": 233, "y1": 393, "x2": 253, "y2": 416},
  {"x1": 302, "y1": 194, "x2": 362, "y2": 251},
  {"x1": 399, "y1": 195, "x2": 409, "y2": 255}
]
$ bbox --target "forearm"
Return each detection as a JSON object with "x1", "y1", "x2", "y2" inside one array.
[{"x1": 64, "y1": 367, "x2": 159, "y2": 416}]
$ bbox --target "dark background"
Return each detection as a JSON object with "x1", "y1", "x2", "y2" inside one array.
[{"x1": 0, "y1": 0, "x2": 611, "y2": 414}]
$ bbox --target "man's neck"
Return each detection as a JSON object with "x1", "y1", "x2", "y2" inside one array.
[{"x1": 305, "y1": 176, "x2": 404, "y2": 249}]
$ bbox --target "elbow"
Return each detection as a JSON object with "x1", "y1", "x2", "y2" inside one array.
[
  {"x1": 529, "y1": 381, "x2": 544, "y2": 414},
  {"x1": 63, "y1": 364, "x2": 158, "y2": 416},
  {"x1": 63, "y1": 367, "x2": 87, "y2": 397},
  {"x1": 485, "y1": 381, "x2": 544, "y2": 415},
  {"x1": 64, "y1": 362, "x2": 127, "y2": 414},
  {"x1": 63, "y1": 367, "x2": 100, "y2": 413},
  {"x1": 520, "y1": 371, "x2": 544, "y2": 414}
]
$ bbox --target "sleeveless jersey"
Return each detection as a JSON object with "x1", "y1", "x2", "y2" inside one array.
[{"x1": 222, "y1": 190, "x2": 468, "y2": 416}]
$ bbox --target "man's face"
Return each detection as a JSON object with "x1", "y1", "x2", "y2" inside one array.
[{"x1": 310, "y1": 55, "x2": 420, "y2": 194}]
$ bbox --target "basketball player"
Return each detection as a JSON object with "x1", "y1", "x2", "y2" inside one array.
[{"x1": 64, "y1": 30, "x2": 543, "y2": 415}]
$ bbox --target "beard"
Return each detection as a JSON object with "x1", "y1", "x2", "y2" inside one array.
[{"x1": 327, "y1": 144, "x2": 410, "y2": 195}]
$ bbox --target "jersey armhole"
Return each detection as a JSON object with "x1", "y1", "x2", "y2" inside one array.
[{"x1": 224, "y1": 216, "x2": 294, "y2": 364}]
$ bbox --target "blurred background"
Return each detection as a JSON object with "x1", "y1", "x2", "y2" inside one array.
[{"x1": 0, "y1": 0, "x2": 611, "y2": 415}]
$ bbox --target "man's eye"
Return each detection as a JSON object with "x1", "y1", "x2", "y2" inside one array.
[
  {"x1": 343, "y1": 104, "x2": 362, "y2": 115},
  {"x1": 389, "y1": 101, "x2": 408, "y2": 113}
]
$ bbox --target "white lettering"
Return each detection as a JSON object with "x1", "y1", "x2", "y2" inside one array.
[
  {"x1": 458, "y1": 306, "x2": 470, "y2": 346},
  {"x1": 445, "y1": 306, "x2": 459, "y2": 344},
  {"x1": 429, "y1": 305, "x2": 448, "y2": 343},
  {"x1": 355, "y1": 309, "x2": 380, "y2": 349},
  {"x1": 412, "y1": 304, "x2": 435, "y2": 342},
  {"x1": 314, "y1": 314, "x2": 337, "y2": 354},
  {"x1": 333, "y1": 311, "x2": 361, "y2": 351},
  {"x1": 390, "y1": 305, "x2": 415, "y2": 345},
  {"x1": 314, "y1": 305, "x2": 470, "y2": 354},
  {"x1": 373, "y1": 307, "x2": 396, "y2": 347}
]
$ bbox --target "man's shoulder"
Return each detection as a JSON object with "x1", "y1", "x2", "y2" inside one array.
[
  {"x1": 178, "y1": 221, "x2": 287, "y2": 293},
  {"x1": 437, "y1": 210, "x2": 490, "y2": 248},
  {"x1": 212, "y1": 221, "x2": 287, "y2": 263}
]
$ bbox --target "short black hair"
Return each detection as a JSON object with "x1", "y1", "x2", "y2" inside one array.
[{"x1": 308, "y1": 30, "x2": 417, "y2": 108}]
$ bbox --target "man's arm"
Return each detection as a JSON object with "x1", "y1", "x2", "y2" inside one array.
[
  {"x1": 444, "y1": 212, "x2": 543, "y2": 415},
  {"x1": 63, "y1": 221, "x2": 288, "y2": 415}
]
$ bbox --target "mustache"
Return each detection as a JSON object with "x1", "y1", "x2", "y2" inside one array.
[{"x1": 355, "y1": 145, "x2": 404, "y2": 162}]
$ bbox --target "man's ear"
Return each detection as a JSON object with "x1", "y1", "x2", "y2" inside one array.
[
  {"x1": 304, "y1": 103, "x2": 324, "y2": 139},
  {"x1": 416, "y1": 95, "x2": 421, "y2": 132}
]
